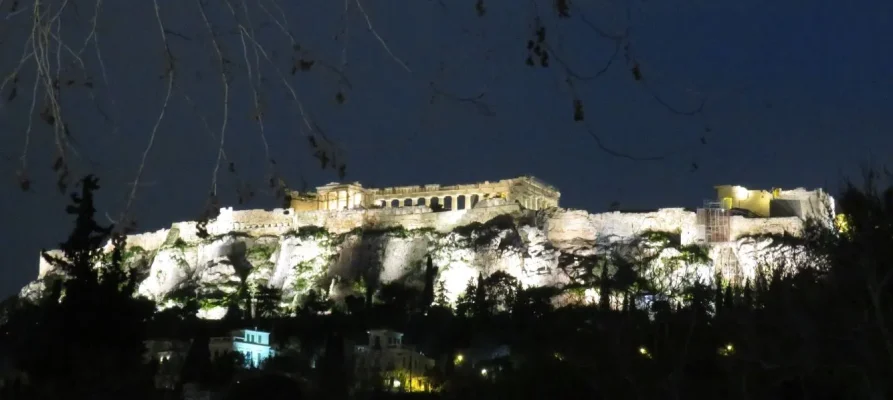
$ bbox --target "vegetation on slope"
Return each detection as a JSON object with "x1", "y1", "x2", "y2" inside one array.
[{"x1": 4, "y1": 174, "x2": 893, "y2": 398}]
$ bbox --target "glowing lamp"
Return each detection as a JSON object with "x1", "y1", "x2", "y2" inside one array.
[{"x1": 733, "y1": 186, "x2": 749, "y2": 201}]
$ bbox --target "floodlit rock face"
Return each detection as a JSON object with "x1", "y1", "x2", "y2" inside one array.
[{"x1": 23, "y1": 203, "x2": 821, "y2": 318}]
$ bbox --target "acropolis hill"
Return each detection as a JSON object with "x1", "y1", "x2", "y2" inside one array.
[{"x1": 24, "y1": 176, "x2": 833, "y2": 318}]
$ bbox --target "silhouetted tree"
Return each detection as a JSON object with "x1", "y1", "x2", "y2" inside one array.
[
  {"x1": 180, "y1": 332, "x2": 214, "y2": 389},
  {"x1": 483, "y1": 271, "x2": 518, "y2": 312},
  {"x1": 421, "y1": 255, "x2": 438, "y2": 312},
  {"x1": 344, "y1": 294, "x2": 366, "y2": 316},
  {"x1": 723, "y1": 284, "x2": 734, "y2": 312},
  {"x1": 255, "y1": 285, "x2": 283, "y2": 319},
  {"x1": 210, "y1": 351, "x2": 246, "y2": 386},
  {"x1": 434, "y1": 279, "x2": 449, "y2": 308},
  {"x1": 713, "y1": 274, "x2": 725, "y2": 315},
  {"x1": 455, "y1": 278, "x2": 477, "y2": 318},
  {"x1": 317, "y1": 333, "x2": 348, "y2": 400},
  {"x1": 6, "y1": 175, "x2": 156, "y2": 399},
  {"x1": 225, "y1": 374, "x2": 303, "y2": 400},
  {"x1": 473, "y1": 273, "x2": 489, "y2": 318},
  {"x1": 301, "y1": 289, "x2": 332, "y2": 315},
  {"x1": 376, "y1": 281, "x2": 421, "y2": 318}
]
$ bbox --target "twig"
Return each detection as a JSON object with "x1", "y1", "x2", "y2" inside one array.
[
  {"x1": 228, "y1": 0, "x2": 273, "y2": 170},
  {"x1": 197, "y1": 0, "x2": 231, "y2": 197},
  {"x1": 121, "y1": 0, "x2": 176, "y2": 223},
  {"x1": 353, "y1": 0, "x2": 411, "y2": 73}
]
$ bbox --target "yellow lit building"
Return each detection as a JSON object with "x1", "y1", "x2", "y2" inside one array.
[
  {"x1": 714, "y1": 185, "x2": 776, "y2": 217},
  {"x1": 714, "y1": 185, "x2": 831, "y2": 220},
  {"x1": 353, "y1": 330, "x2": 435, "y2": 392}
]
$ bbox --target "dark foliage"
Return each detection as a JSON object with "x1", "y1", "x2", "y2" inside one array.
[
  {"x1": 1, "y1": 175, "x2": 156, "y2": 399},
  {"x1": 5, "y1": 175, "x2": 893, "y2": 399}
]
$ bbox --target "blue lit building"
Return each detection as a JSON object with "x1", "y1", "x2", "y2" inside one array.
[{"x1": 210, "y1": 329, "x2": 276, "y2": 368}]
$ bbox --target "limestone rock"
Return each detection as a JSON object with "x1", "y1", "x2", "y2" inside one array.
[{"x1": 24, "y1": 205, "x2": 825, "y2": 320}]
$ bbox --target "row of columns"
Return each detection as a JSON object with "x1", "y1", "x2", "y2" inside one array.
[
  {"x1": 377, "y1": 193, "x2": 482, "y2": 210},
  {"x1": 319, "y1": 190, "x2": 364, "y2": 210},
  {"x1": 377, "y1": 194, "x2": 558, "y2": 210},
  {"x1": 522, "y1": 196, "x2": 555, "y2": 210}
]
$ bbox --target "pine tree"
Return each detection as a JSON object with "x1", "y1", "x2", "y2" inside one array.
[
  {"x1": 742, "y1": 279, "x2": 754, "y2": 310},
  {"x1": 723, "y1": 284, "x2": 735, "y2": 311},
  {"x1": 473, "y1": 272, "x2": 489, "y2": 318},
  {"x1": 434, "y1": 280, "x2": 449, "y2": 308},
  {"x1": 421, "y1": 255, "x2": 438, "y2": 311},
  {"x1": 318, "y1": 333, "x2": 348, "y2": 400},
  {"x1": 713, "y1": 275, "x2": 725, "y2": 315},
  {"x1": 11, "y1": 175, "x2": 156, "y2": 398},
  {"x1": 598, "y1": 262, "x2": 611, "y2": 310},
  {"x1": 455, "y1": 279, "x2": 477, "y2": 318},
  {"x1": 180, "y1": 331, "x2": 214, "y2": 388},
  {"x1": 255, "y1": 285, "x2": 283, "y2": 319}
]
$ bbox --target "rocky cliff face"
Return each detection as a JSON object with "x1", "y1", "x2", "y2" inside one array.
[{"x1": 21, "y1": 205, "x2": 814, "y2": 319}]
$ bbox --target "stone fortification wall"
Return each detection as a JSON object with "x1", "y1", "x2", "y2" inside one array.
[
  {"x1": 542, "y1": 207, "x2": 808, "y2": 248},
  {"x1": 227, "y1": 208, "x2": 294, "y2": 236},
  {"x1": 288, "y1": 202, "x2": 523, "y2": 234},
  {"x1": 371, "y1": 203, "x2": 522, "y2": 232},
  {"x1": 171, "y1": 222, "x2": 202, "y2": 243},
  {"x1": 126, "y1": 229, "x2": 170, "y2": 251},
  {"x1": 174, "y1": 201, "x2": 526, "y2": 238},
  {"x1": 542, "y1": 208, "x2": 698, "y2": 246},
  {"x1": 730, "y1": 216, "x2": 803, "y2": 239},
  {"x1": 293, "y1": 209, "x2": 365, "y2": 233}
]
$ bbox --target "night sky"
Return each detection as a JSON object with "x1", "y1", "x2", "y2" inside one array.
[{"x1": 1, "y1": 0, "x2": 891, "y2": 297}]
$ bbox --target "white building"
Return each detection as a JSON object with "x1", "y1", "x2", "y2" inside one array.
[
  {"x1": 209, "y1": 329, "x2": 276, "y2": 368},
  {"x1": 353, "y1": 329, "x2": 434, "y2": 392}
]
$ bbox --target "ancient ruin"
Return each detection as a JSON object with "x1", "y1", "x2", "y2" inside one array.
[
  {"x1": 289, "y1": 176, "x2": 561, "y2": 212},
  {"x1": 23, "y1": 176, "x2": 834, "y2": 319}
]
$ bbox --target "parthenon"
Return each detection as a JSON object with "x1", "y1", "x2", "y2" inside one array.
[{"x1": 288, "y1": 176, "x2": 561, "y2": 212}]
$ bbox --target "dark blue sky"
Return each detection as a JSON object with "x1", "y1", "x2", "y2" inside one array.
[{"x1": 1, "y1": 0, "x2": 891, "y2": 297}]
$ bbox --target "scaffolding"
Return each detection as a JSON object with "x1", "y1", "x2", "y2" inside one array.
[
  {"x1": 696, "y1": 201, "x2": 731, "y2": 243},
  {"x1": 715, "y1": 247, "x2": 744, "y2": 286}
]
